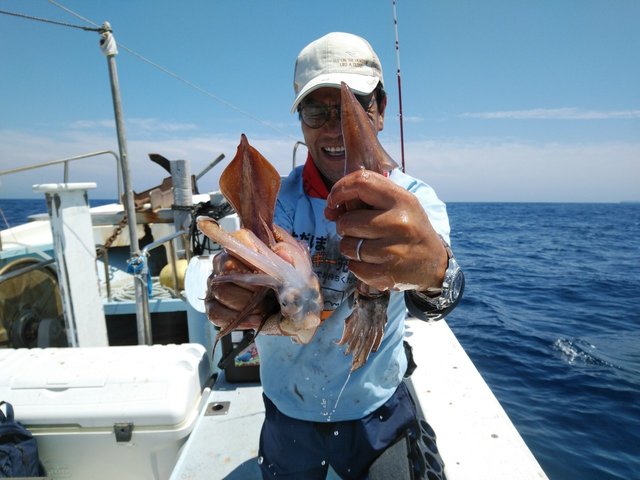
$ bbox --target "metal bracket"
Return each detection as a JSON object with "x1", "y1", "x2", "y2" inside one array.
[{"x1": 114, "y1": 422, "x2": 134, "y2": 442}]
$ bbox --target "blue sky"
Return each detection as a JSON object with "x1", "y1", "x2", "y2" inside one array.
[{"x1": 1, "y1": 0, "x2": 638, "y2": 202}]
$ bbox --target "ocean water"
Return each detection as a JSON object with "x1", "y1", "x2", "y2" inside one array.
[
  {"x1": 445, "y1": 202, "x2": 640, "y2": 480},
  {"x1": 2, "y1": 199, "x2": 639, "y2": 479},
  {"x1": 0, "y1": 198, "x2": 116, "y2": 228}
]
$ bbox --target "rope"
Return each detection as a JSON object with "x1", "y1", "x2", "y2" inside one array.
[
  {"x1": 35, "y1": 0, "x2": 297, "y2": 140},
  {"x1": 0, "y1": 8, "x2": 103, "y2": 32},
  {"x1": 110, "y1": 277, "x2": 175, "y2": 302},
  {"x1": 171, "y1": 204, "x2": 195, "y2": 212},
  {"x1": 47, "y1": 0, "x2": 101, "y2": 28}
]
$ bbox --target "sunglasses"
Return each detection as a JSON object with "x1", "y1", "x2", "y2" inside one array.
[{"x1": 298, "y1": 93, "x2": 376, "y2": 129}]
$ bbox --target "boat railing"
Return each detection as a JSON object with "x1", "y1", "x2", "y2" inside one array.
[
  {"x1": 0, "y1": 150, "x2": 124, "y2": 202},
  {"x1": 141, "y1": 229, "x2": 191, "y2": 293},
  {"x1": 292, "y1": 141, "x2": 306, "y2": 169},
  {"x1": 135, "y1": 229, "x2": 190, "y2": 344},
  {"x1": 1, "y1": 229, "x2": 189, "y2": 348}
]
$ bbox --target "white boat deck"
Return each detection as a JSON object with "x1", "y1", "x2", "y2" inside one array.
[
  {"x1": 171, "y1": 319, "x2": 548, "y2": 480},
  {"x1": 405, "y1": 319, "x2": 548, "y2": 480},
  {"x1": 170, "y1": 377, "x2": 264, "y2": 479}
]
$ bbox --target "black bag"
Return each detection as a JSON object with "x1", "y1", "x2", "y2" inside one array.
[{"x1": 0, "y1": 401, "x2": 45, "y2": 478}]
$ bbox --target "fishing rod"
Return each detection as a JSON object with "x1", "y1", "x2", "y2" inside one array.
[{"x1": 392, "y1": 0, "x2": 406, "y2": 172}]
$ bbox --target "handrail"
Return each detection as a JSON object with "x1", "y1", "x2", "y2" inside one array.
[
  {"x1": 141, "y1": 230, "x2": 190, "y2": 261},
  {"x1": 0, "y1": 150, "x2": 124, "y2": 201}
]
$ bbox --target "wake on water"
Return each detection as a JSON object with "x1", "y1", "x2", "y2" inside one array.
[
  {"x1": 554, "y1": 332, "x2": 640, "y2": 371},
  {"x1": 553, "y1": 338, "x2": 614, "y2": 367}
]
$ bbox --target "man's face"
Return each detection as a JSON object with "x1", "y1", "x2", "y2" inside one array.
[{"x1": 300, "y1": 87, "x2": 385, "y2": 188}]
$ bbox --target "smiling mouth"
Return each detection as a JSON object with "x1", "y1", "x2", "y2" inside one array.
[{"x1": 322, "y1": 145, "x2": 345, "y2": 157}]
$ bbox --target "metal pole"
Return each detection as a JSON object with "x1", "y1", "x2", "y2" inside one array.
[
  {"x1": 100, "y1": 22, "x2": 152, "y2": 345},
  {"x1": 196, "y1": 153, "x2": 225, "y2": 181},
  {"x1": 171, "y1": 159, "x2": 193, "y2": 237}
]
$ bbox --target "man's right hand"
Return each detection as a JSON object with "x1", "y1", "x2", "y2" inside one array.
[{"x1": 204, "y1": 251, "x2": 278, "y2": 331}]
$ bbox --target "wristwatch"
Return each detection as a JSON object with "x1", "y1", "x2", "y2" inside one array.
[{"x1": 407, "y1": 238, "x2": 464, "y2": 316}]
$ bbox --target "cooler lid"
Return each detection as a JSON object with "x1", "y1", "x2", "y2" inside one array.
[{"x1": 0, "y1": 344, "x2": 207, "y2": 428}]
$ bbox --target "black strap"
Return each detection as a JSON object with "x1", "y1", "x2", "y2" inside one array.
[
  {"x1": 217, "y1": 331, "x2": 256, "y2": 370},
  {"x1": 403, "y1": 341, "x2": 417, "y2": 378},
  {"x1": 0, "y1": 400, "x2": 13, "y2": 422},
  {"x1": 404, "y1": 271, "x2": 465, "y2": 322}
]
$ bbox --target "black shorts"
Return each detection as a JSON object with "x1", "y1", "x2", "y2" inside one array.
[{"x1": 258, "y1": 382, "x2": 446, "y2": 479}]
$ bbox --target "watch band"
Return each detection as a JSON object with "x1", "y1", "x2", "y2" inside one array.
[{"x1": 405, "y1": 236, "x2": 464, "y2": 321}]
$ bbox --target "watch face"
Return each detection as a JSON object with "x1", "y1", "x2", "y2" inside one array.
[{"x1": 451, "y1": 270, "x2": 464, "y2": 300}]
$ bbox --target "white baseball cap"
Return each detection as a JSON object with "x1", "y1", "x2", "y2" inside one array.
[{"x1": 291, "y1": 32, "x2": 384, "y2": 113}]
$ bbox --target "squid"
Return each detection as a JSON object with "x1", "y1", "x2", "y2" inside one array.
[
  {"x1": 336, "y1": 81, "x2": 399, "y2": 371},
  {"x1": 197, "y1": 134, "x2": 323, "y2": 344}
]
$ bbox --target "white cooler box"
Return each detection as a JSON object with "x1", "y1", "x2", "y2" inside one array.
[{"x1": 0, "y1": 343, "x2": 209, "y2": 480}]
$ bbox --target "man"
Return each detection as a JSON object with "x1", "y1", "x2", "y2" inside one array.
[{"x1": 209, "y1": 32, "x2": 463, "y2": 479}]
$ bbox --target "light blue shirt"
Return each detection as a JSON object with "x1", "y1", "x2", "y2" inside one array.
[{"x1": 255, "y1": 166, "x2": 450, "y2": 422}]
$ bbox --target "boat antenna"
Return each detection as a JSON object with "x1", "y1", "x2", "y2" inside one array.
[{"x1": 392, "y1": 0, "x2": 406, "y2": 172}]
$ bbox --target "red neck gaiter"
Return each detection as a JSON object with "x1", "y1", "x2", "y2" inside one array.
[{"x1": 302, "y1": 154, "x2": 330, "y2": 199}]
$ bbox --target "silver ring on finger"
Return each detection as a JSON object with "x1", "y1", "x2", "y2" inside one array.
[{"x1": 355, "y1": 238, "x2": 365, "y2": 262}]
